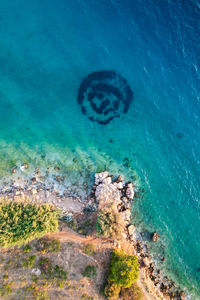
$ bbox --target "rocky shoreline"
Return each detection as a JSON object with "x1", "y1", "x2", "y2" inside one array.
[
  {"x1": 0, "y1": 167, "x2": 187, "y2": 300},
  {"x1": 92, "y1": 171, "x2": 186, "y2": 300}
]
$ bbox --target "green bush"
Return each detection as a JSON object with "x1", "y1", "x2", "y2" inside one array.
[
  {"x1": 53, "y1": 265, "x2": 68, "y2": 280},
  {"x1": 83, "y1": 265, "x2": 96, "y2": 278},
  {"x1": 108, "y1": 250, "x2": 139, "y2": 288},
  {"x1": 0, "y1": 198, "x2": 59, "y2": 248}
]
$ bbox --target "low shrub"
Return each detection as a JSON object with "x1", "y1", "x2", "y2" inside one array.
[
  {"x1": 37, "y1": 238, "x2": 61, "y2": 253},
  {"x1": 120, "y1": 282, "x2": 143, "y2": 300},
  {"x1": 78, "y1": 218, "x2": 94, "y2": 236},
  {"x1": 22, "y1": 255, "x2": 36, "y2": 268},
  {"x1": 0, "y1": 198, "x2": 59, "y2": 248},
  {"x1": 104, "y1": 282, "x2": 121, "y2": 300},
  {"x1": 0, "y1": 282, "x2": 13, "y2": 297},
  {"x1": 83, "y1": 265, "x2": 96, "y2": 278},
  {"x1": 81, "y1": 294, "x2": 94, "y2": 300},
  {"x1": 39, "y1": 258, "x2": 52, "y2": 274},
  {"x1": 23, "y1": 244, "x2": 32, "y2": 253},
  {"x1": 96, "y1": 205, "x2": 124, "y2": 240},
  {"x1": 39, "y1": 257, "x2": 67, "y2": 280},
  {"x1": 83, "y1": 244, "x2": 95, "y2": 256},
  {"x1": 54, "y1": 265, "x2": 68, "y2": 280}
]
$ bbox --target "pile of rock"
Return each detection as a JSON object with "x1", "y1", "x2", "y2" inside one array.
[{"x1": 94, "y1": 171, "x2": 135, "y2": 225}]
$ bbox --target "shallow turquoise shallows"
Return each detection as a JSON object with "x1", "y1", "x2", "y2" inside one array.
[{"x1": 0, "y1": 0, "x2": 200, "y2": 298}]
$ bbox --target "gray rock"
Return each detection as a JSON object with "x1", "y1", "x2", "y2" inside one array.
[
  {"x1": 126, "y1": 187, "x2": 135, "y2": 199},
  {"x1": 113, "y1": 181, "x2": 123, "y2": 189},
  {"x1": 102, "y1": 176, "x2": 112, "y2": 185},
  {"x1": 120, "y1": 209, "x2": 131, "y2": 222},
  {"x1": 95, "y1": 171, "x2": 109, "y2": 185},
  {"x1": 95, "y1": 183, "x2": 121, "y2": 206},
  {"x1": 128, "y1": 224, "x2": 135, "y2": 236}
]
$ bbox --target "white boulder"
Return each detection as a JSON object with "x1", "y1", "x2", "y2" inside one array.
[
  {"x1": 32, "y1": 268, "x2": 41, "y2": 276},
  {"x1": 95, "y1": 171, "x2": 109, "y2": 185}
]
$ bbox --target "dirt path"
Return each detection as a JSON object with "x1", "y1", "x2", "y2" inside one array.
[{"x1": 45, "y1": 227, "x2": 114, "y2": 249}]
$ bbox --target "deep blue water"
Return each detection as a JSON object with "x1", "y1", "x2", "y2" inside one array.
[{"x1": 0, "y1": 0, "x2": 200, "y2": 298}]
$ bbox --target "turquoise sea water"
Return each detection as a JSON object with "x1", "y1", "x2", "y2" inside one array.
[{"x1": 0, "y1": 0, "x2": 200, "y2": 298}]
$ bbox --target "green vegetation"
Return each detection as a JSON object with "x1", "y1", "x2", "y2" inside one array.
[
  {"x1": 0, "y1": 198, "x2": 59, "y2": 248},
  {"x1": 63, "y1": 217, "x2": 77, "y2": 230},
  {"x1": 104, "y1": 282, "x2": 121, "y2": 300},
  {"x1": 36, "y1": 238, "x2": 61, "y2": 253},
  {"x1": 83, "y1": 243, "x2": 95, "y2": 256},
  {"x1": 78, "y1": 218, "x2": 94, "y2": 236},
  {"x1": 96, "y1": 205, "x2": 124, "y2": 240},
  {"x1": 105, "y1": 250, "x2": 140, "y2": 299},
  {"x1": 0, "y1": 282, "x2": 13, "y2": 297},
  {"x1": 24, "y1": 284, "x2": 49, "y2": 299},
  {"x1": 81, "y1": 294, "x2": 94, "y2": 300},
  {"x1": 83, "y1": 265, "x2": 96, "y2": 278},
  {"x1": 22, "y1": 255, "x2": 36, "y2": 268},
  {"x1": 120, "y1": 283, "x2": 143, "y2": 300},
  {"x1": 39, "y1": 257, "x2": 68, "y2": 280},
  {"x1": 23, "y1": 244, "x2": 32, "y2": 253}
]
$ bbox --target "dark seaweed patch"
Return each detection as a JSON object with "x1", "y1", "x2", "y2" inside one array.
[{"x1": 77, "y1": 70, "x2": 133, "y2": 125}]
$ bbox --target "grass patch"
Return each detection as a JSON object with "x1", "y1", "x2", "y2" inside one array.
[{"x1": 0, "y1": 198, "x2": 59, "y2": 248}]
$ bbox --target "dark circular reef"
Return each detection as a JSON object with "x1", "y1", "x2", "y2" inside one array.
[{"x1": 77, "y1": 70, "x2": 133, "y2": 125}]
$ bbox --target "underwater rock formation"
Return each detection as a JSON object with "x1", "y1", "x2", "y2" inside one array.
[{"x1": 77, "y1": 70, "x2": 133, "y2": 125}]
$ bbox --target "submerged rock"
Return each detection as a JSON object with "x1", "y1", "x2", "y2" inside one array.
[
  {"x1": 152, "y1": 232, "x2": 159, "y2": 242},
  {"x1": 12, "y1": 167, "x2": 17, "y2": 173}
]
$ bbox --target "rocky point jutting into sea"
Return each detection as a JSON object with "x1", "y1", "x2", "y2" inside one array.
[{"x1": 0, "y1": 165, "x2": 187, "y2": 299}]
